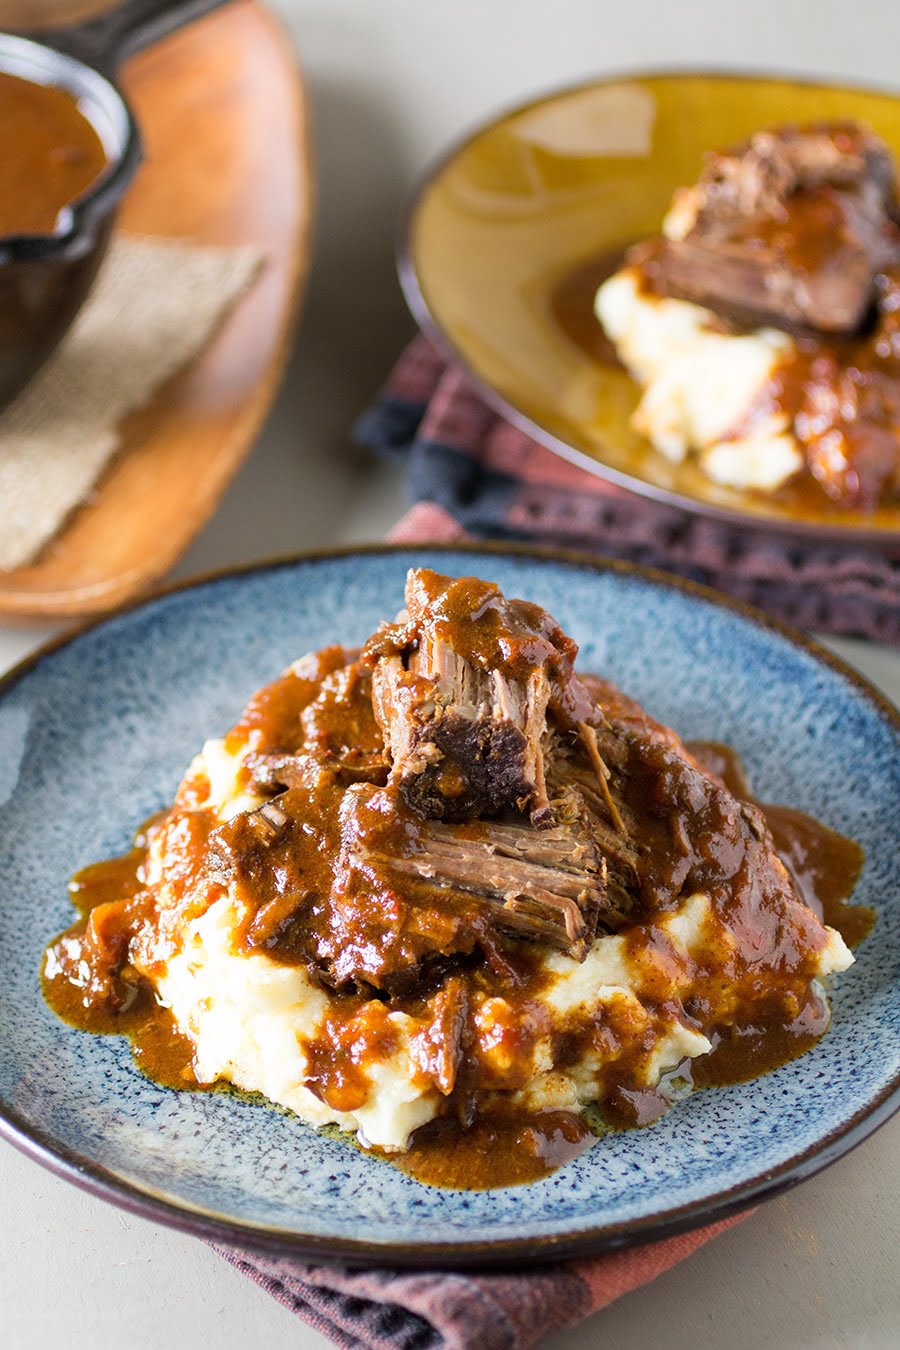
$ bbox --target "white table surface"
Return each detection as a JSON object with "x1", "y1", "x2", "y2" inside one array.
[{"x1": 2, "y1": 1, "x2": 899, "y2": 1346}]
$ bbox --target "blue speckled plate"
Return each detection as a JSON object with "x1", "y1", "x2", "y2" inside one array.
[{"x1": 1, "y1": 546, "x2": 897, "y2": 1265}]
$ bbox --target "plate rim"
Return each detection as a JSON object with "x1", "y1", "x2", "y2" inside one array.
[
  {"x1": 397, "y1": 66, "x2": 900, "y2": 550},
  {"x1": 1, "y1": 540, "x2": 898, "y2": 1268}
]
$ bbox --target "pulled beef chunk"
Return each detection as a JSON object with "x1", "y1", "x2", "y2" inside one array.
[
  {"x1": 642, "y1": 122, "x2": 900, "y2": 333},
  {"x1": 327, "y1": 782, "x2": 608, "y2": 984},
  {"x1": 565, "y1": 695, "x2": 809, "y2": 956},
  {"x1": 362, "y1": 569, "x2": 598, "y2": 824},
  {"x1": 207, "y1": 784, "x2": 318, "y2": 943},
  {"x1": 249, "y1": 745, "x2": 388, "y2": 790},
  {"x1": 383, "y1": 805, "x2": 608, "y2": 956},
  {"x1": 246, "y1": 750, "x2": 309, "y2": 791},
  {"x1": 547, "y1": 744, "x2": 641, "y2": 919},
  {"x1": 408, "y1": 975, "x2": 470, "y2": 1095},
  {"x1": 370, "y1": 648, "x2": 552, "y2": 823},
  {"x1": 672, "y1": 124, "x2": 896, "y2": 230}
]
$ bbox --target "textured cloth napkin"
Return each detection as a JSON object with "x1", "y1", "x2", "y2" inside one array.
[
  {"x1": 355, "y1": 336, "x2": 900, "y2": 644},
  {"x1": 217, "y1": 1214, "x2": 744, "y2": 1349},
  {"x1": 0, "y1": 235, "x2": 262, "y2": 572}
]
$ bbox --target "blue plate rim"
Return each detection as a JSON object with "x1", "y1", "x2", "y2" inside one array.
[{"x1": 1, "y1": 541, "x2": 897, "y2": 1267}]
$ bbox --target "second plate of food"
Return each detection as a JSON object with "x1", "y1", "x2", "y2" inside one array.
[
  {"x1": 0, "y1": 545, "x2": 897, "y2": 1263},
  {"x1": 400, "y1": 73, "x2": 900, "y2": 545}
]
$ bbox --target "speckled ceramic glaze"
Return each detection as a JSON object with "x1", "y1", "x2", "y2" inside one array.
[{"x1": 0, "y1": 547, "x2": 897, "y2": 1264}]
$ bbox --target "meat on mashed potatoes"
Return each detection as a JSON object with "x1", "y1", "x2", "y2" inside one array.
[
  {"x1": 595, "y1": 122, "x2": 900, "y2": 510},
  {"x1": 43, "y1": 570, "x2": 866, "y2": 1186}
]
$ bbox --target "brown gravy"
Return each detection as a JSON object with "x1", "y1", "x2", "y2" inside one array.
[
  {"x1": 42, "y1": 671, "x2": 872, "y2": 1191},
  {"x1": 690, "y1": 983, "x2": 831, "y2": 1089},
  {"x1": 723, "y1": 270, "x2": 900, "y2": 512},
  {"x1": 550, "y1": 248, "x2": 626, "y2": 366},
  {"x1": 687, "y1": 740, "x2": 872, "y2": 949},
  {"x1": 378, "y1": 1108, "x2": 593, "y2": 1190},
  {"x1": 43, "y1": 922, "x2": 201, "y2": 1091},
  {"x1": 0, "y1": 71, "x2": 107, "y2": 237}
]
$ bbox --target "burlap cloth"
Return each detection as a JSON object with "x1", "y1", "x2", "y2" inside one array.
[{"x1": 0, "y1": 235, "x2": 261, "y2": 571}]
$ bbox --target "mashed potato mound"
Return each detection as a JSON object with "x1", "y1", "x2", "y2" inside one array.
[
  {"x1": 595, "y1": 267, "x2": 805, "y2": 492},
  {"x1": 132, "y1": 733, "x2": 852, "y2": 1152}
]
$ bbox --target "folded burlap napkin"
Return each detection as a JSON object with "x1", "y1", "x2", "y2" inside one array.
[
  {"x1": 356, "y1": 336, "x2": 900, "y2": 644},
  {"x1": 0, "y1": 235, "x2": 262, "y2": 572}
]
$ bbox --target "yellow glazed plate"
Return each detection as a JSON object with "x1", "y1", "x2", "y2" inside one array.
[{"x1": 400, "y1": 72, "x2": 900, "y2": 546}]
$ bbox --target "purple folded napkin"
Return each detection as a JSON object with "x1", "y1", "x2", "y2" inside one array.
[
  {"x1": 355, "y1": 336, "x2": 900, "y2": 644},
  {"x1": 216, "y1": 1214, "x2": 743, "y2": 1349}
]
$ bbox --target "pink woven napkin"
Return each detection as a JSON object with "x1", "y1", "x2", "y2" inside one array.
[
  {"x1": 216, "y1": 1214, "x2": 746, "y2": 1348},
  {"x1": 357, "y1": 336, "x2": 900, "y2": 643}
]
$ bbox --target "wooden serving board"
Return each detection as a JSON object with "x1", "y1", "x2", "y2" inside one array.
[{"x1": 0, "y1": 0, "x2": 312, "y2": 619}]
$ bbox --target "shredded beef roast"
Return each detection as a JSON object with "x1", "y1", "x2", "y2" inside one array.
[
  {"x1": 206, "y1": 573, "x2": 812, "y2": 997},
  {"x1": 642, "y1": 122, "x2": 900, "y2": 333},
  {"x1": 362, "y1": 569, "x2": 598, "y2": 824},
  {"x1": 323, "y1": 781, "x2": 608, "y2": 984}
]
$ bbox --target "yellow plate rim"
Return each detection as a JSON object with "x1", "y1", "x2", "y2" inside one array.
[{"x1": 398, "y1": 67, "x2": 900, "y2": 551}]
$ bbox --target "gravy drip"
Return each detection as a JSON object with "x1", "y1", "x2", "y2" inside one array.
[
  {"x1": 686, "y1": 741, "x2": 871, "y2": 949},
  {"x1": 736, "y1": 273, "x2": 900, "y2": 511},
  {"x1": 42, "y1": 816, "x2": 204, "y2": 1090},
  {"x1": 379, "y1": 1108, "x2": 593, "y2": 1189},
  {"x1": 42, "y1": 655, "x2": 870, "y2": 1189},
  {"x1": 0, "y1": 72, "x2": 108, "y2": 237},
  {"x1": 550, "y1": 248, "x2": 627, "y2": 366}
]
